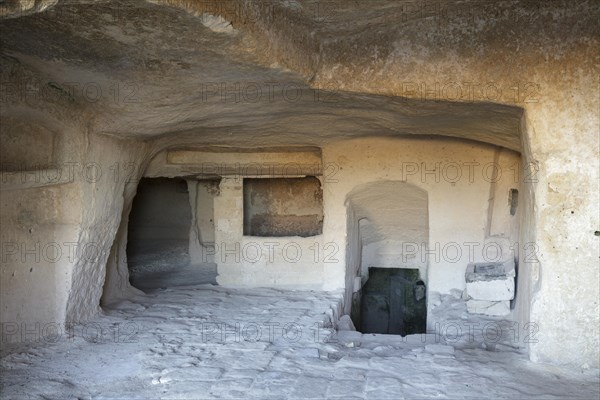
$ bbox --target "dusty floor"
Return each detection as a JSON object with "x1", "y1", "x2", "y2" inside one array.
[
  {"x1": 128, "y1": 243, "x2": 218, "y2": 290},
  {"x1": 1, "y1": 275, "x2": 598, "y2": 399}
]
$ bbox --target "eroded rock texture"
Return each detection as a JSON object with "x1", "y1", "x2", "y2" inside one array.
[{"x1": 1, "y1": 0, "x2": 598, "y2": 370}]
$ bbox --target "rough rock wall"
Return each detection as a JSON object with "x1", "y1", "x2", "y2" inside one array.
[
  {"x1": 346, "y1": 181, "x2": 429, "y2": 280},
  {"x1": 524, "y1": 75, "x2": 599, "y2": 367},
  {"x1": 322, "y1": 138, "x2": 526, "y2": 334},
  {"x1": 214, "y1": 177, "x2": 325, "y2": 287},
  {"x1": 0, "y1": 0, "x2": 58, "y2": 19},
  {"x1": 100, "y1": 183, "x2": 143, "y2": 307},
  {"x1": 216, "y1": 0, "x2": 599, "y2": 369},
  {"x1": 0, "y1": 181, "x2": 79, "y2": 336},
  {"x1": 64, "y1": 133, "x2": 149, "y2": 322},
  {"x1": 343, "y1": 204, "x2": 361, "y2": 316},
  {"x1": 1, "y1": 53, "x2": 86, "y2": 334},
  {"x1": 1, "y1": 0, "x2": 597, "y2": 368},
  {"x1": 0, "y1": 84, "x2": 149, "y2": 329}
]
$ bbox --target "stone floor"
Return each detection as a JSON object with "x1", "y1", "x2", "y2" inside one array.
[{"x1": 1, "y1": 284, "x2": 598, "y2": 399}]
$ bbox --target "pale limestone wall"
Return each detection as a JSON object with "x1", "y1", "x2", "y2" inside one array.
[
  {"x1": 0, "y1": 185, "x2": 79, "y2": 337},
  {"x1": 210, "y1": 0, "x2": 598, "y2": 367},
  {"x1": 0, "y1": 121, "x2": 149, "y2": 329},
  {"x1": 488, "y1": 149, "x2": 522, "y2": 243},
  {"x1": 524, "y1": 78, "x2": 600, "y2": 367},
  {"x1": 343, "y1": 205, "x2": 361, "y2": 315},
  {"x1": 64, "y1": 133, "x2": 150, "y2": 322},
  {"x1": 347, "y1": 181, "x2": 429, "y2": 281},
  {"x1": 301, "y1": 2, "x2": 599, "y2": 368},
  {"x1": 144, "y1": 149, "x2": 323, "y2": 179},
  {"x1": 361, "y1": 240, "x2": 427, "y2": 277},
  {"x1": 1, "y1": 0, "x2": 596, "y2": 369},
  {"x1": 100, "y1": 191, "x2": 143, "y2": 307},
  {"x1": 0, "y1": 104, "x2": 84, "y2": 337},
  {"x1": 215, "y1": 178, "x2": 325, "y2": 288},
  {"x1": 213, "y1": 178, "x2": 242, "y2": 284},
  {"x1": 321, "y1": 137, "x2": 522, "y2": 328},
  {"x1": 144, "y1": 149, "x2": 327, "y2": 287},
  {"x1": 187, "y1": 180, "x2": 218, "y2": 265}
]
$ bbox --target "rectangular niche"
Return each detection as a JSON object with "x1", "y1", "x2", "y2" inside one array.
[{"x1": 243, "y1": 177, "x2": 323, "y2": 237}]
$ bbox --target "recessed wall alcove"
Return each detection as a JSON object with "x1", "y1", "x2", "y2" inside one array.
[{"x1": 345, "y1": 180, "x2": 429, "y2": 334}]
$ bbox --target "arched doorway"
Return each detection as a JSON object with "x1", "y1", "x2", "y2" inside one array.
[{"x1": 346, "y1": 181, "x2": 429, "y2": 335}]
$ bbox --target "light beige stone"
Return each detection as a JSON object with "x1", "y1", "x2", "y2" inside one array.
[{"x1": 0, "y1": 0, "x2": 597, "y2": 370}]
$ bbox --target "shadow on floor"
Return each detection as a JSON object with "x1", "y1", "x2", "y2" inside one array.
[{"x1": 130, "y1": 262, "x2": 218, "y2": 291}]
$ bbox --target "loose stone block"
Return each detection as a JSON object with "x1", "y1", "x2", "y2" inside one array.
[
  {"x1": 466, "y1": 300, "x2": 510, "y2": 316},
  {"x1": 465, "y1": 259, "x2": 515, "y2": 301}
]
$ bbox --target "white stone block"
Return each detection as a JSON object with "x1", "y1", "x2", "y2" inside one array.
[
  {"x1": 466, "y1": 300, "x2": 510, "y2": 316},
  {"x1": 465, "y1": 259, "x2": 515, "y2": 301},
  {"x1": 483, "y1": 237, "x2": 515, "y2": 263},
  {"x1": 466, "y1": 277, "x2": 515, "y2": 301}
]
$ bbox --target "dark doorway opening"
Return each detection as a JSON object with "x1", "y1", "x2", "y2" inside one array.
[
  {"x1": 356, "y1": 268, "x2": 427, "y2": 335},
  {"x1": 125, "y1": 177, "x2": 219, "y2": 291},
  {"x1": 126, "y1": 177, "x2": 193, "y2": 289}
]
